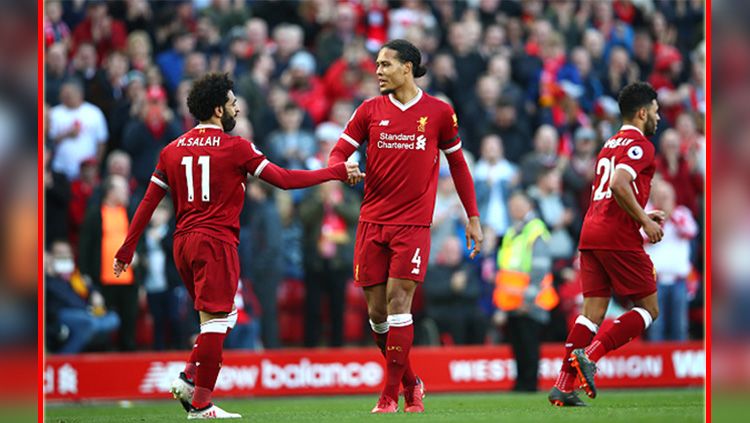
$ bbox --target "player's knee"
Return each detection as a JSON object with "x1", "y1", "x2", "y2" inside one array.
[
  {"x1": 386, "y1": 295, "x2": 410, "y2": 314},
  {"x1": 582, "y1": 310, "x2": 606, "y2": 326},
  {"x1": 636, "y1": 299, "x2": 659, "y2": 321},
  {"x1": 367, "y1": 307, "x2": 387, "y2": 324},
  {"x1": 632, "y1": 306, "x2": 657, "y2": 330}
]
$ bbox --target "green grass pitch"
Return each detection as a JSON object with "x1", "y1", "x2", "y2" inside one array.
[{"x1": 46, "y1": 388, "x2": 704, "y2": 423}]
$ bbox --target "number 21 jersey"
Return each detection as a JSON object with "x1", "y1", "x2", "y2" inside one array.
[{"x1": 579, "y1": 125, "x2": 656, "y2": 251}]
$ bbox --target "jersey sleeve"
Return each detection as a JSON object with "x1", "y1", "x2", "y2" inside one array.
[
  {"x1": 150, "y1": 150, "x2": 170, "y2": 191},
  {"x1": 115, "y1": 181, "x2": 167, "y2": 264},
  {"x1": 438, "y1": 103, "x2": 462, "y2": 154},
  {"x1": 615, "y1": 140, "x2": 655, "y2": 180},
  {"x1": 237, "y1": 137, "x2": 270, "y2": 177},
  {"x1": 340, "y1": 101, "x2": 370, "y2": 149}
]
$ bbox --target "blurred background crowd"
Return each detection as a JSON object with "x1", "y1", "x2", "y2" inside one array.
[{"x1": 43, "y1": 0, "x2": 705, "y2": 355}]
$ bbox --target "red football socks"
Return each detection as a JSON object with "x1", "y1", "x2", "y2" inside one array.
[
  {"x1": 554, "y1": 316, "x2": 597, "y2": 392},
  {"x1": 184, "y1": 340, "x2": 199, "y2": 381},
  {"x1": 561, "y1": 316, "x2": 598, "y2": 374},
  {"x1": 585, "y1": 308, "x2": 652, "y2": 362},
  {"x1": 372, "y1": 330, "x2": 387, "y2": 353},
  {"x1": 371, "y1": 329, "x2": 417, "y2": 389},
  {"x1": 382, "y1": 314, "x2": 414, "y2": 401},
  {"x1": 554, "y1": 371, "x2": 577, "y2": 393},
  {"x1": 191, "y1": 332, "x2": 226, "y2": 409}
]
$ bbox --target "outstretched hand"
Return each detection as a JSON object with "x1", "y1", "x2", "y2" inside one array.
[
  {"x1": 465, "y1": 216, "x2": 483, "y2": 259},
  {"x1": 345, "y1": 162, "x2": 365, "y2": 185},
  {"x1": 113, "y1": 258, "x2": 129, "y2": 278}
]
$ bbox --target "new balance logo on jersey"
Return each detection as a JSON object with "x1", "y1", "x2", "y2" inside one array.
[{"x1": 379, "y1": 120, "x2": 390, "y2": 126}]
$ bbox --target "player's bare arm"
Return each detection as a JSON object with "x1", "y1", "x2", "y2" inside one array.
[
  {"x1": 465, "y1": 216, "x2": 483, "y2": 259},
  {"x1": 610, "y1": 168, "x2": 663, "y2": 243},
  {"x1": 647, "y1": 209, "x2": 666, "y2": 225}
]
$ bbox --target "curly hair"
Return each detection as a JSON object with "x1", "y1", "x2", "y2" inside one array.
[
  {"x1": 617, "y1": 81, "x2": 657, "y2": 119},
  {"x1": 186, "y1": 72, "x2": 234, "y2": 121}
]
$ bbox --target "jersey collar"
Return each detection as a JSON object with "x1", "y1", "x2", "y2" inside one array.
[
  {"x1": 195, "y1": 123, "x2": 223, "y2": 130},
  {"x1": 388, "y1": 88, "x2": 423, "y2": 112},
  {"x1": 619, "y1": 124, "x2": 643, "y2": 136}
]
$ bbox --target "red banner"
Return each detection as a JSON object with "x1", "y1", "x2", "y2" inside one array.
[{"x1": 45, "y1": 342, "x2": 704, "y2": 401}]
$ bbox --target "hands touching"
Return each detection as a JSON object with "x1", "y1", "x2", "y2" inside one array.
[{"x1": 344, "y1": 161, "x2": 365, "y2": 185}]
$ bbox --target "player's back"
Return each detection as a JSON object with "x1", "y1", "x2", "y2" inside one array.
[
  {"x1": 579, "y1": 125, "x2": 656, "y2": 251},
  {"x1": 158, "y1": 124, "x2": 264, "y2": 246}
]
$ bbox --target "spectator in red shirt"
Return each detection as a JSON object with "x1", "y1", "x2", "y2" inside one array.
[
  {"x1": 649, "y1": 45, "x2": 688, "y2": 126},
  {"x1": 68, "y1": 157, "x2": 100, "y2": 256},
  {"x1": 44, "y1": 0, "x2": 71, "y2": 49},
  {"x1": 323, "y1": 38, "x2": 376, "y2": 103},
  {"x1": 655, "y1": 128, "x2": 702, "y2": 216},
  {"x1": 283, "y1": 51, "x2": 330, "y2": 125},
  {"x1": 71, "y1": 1, "x2": 127, "y2": 67}
]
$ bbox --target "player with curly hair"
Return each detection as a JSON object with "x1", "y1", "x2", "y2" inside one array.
[{"x1": 113, "y1": 73, "x2": 362, "y2": 419}]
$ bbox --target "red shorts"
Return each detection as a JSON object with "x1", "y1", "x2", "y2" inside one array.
[
  {"x1": 579, "y1": 249, "x2": 657, "y2": 301},
  {"x1": 173, "y1": 232, "x2": 239, "y2": 313},
  {"x1": 353, "y1": 222, "x2": 431, "y2": 287}
]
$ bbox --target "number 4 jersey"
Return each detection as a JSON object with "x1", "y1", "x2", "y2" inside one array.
[
  {"x1": 579, "y1": 125, "x2": 656, "y2": 251},
  {"x1": 151, "y1": 123, "x2": 268, "y2": 246}
]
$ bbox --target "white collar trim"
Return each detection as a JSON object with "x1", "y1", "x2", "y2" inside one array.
[
  {"x1": 620, "y1": 124, "x2": 643, "y2": 136},
  {"x1": 195, "y1": 123, "x2": 223, "y2": 130},
  {"x1": 388, "y1": 89, "x2": 423, "y2": 112}
]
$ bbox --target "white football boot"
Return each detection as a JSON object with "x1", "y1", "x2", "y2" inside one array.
[
  {"x1": 170, "y1": 372, "x2": 195, "y2": 412},
  {"x1": 187, "y1": 403, "x2": 242, "y2": 419}
]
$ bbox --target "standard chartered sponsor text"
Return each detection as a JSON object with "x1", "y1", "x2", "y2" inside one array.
[{"x1": 379, "y1": 132, "x2": 415, "y2": 150}]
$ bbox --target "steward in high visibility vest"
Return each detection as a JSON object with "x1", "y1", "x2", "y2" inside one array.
[
  {"x1": 494, "y1": 215, "x2": 559, "y2": 318},
  {"x1": 494, "y1": 192, "x2": 560, "y2": 392}
]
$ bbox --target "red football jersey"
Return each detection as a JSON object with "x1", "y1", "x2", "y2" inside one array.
[
  {"x1": 341, "y1": 89, "x2": 462, "y2": 226},
  {"x1": 151, "y1": 123, "x2": 269, "y2": 246},
  {"x1": 579, "y1": 125, "x2": 656, "y2": 251}
]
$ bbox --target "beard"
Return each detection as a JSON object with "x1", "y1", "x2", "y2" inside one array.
[
  {"x1": 645, "y1": 116, "x2": 657, "y2": 136},
  {"x1": 221, "y1": 107, "x2": 237, "y2": 132}
]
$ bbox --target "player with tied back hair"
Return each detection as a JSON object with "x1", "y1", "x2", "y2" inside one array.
[
  {"x1": 549, "y1": 81, "x2": 665, "y2": 407},
  {"x1": 328, "y1": 39, "x2": 483, "y2": 413},
  {"x1": 113, "y1": 72, "x2": 362, "y2": 419}
]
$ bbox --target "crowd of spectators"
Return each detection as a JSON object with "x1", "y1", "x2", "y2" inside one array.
[{"x1": 44, "y1": 0, "x2": 705, "y2": 353}]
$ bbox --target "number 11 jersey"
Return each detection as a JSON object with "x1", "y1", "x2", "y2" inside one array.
[
  {"x1": 579, "y1": 125, "x2": 656, "y2": 251},
  {"x1": 150, "y1": 123, "x2": 268, "y2": 246}
]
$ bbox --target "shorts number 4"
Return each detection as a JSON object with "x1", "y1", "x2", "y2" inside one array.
[{"x1": 411, "y1": 248, "x2": 422, "y2": 275}]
